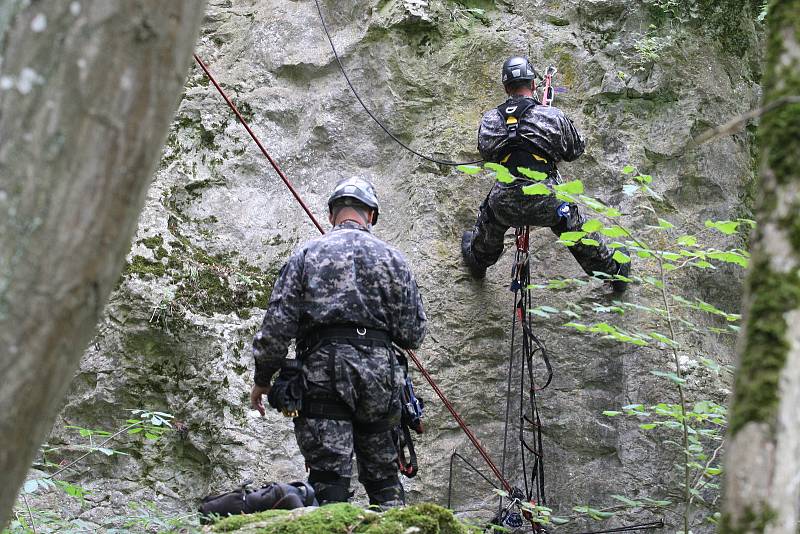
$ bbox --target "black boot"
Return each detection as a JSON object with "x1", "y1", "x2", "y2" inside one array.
[
  {"x1": 363, "y1": 476, "x2": 405, "y2": 509},
  {"x1": 461, "y1": 230, "x2": 486, "y2": 279},
  {"x1": 308, "y1": 470, "x2": 350, "y2": 505}
]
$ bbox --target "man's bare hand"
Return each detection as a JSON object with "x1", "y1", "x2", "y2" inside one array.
[{"x1": 250, "y1": 384, "x2": 270, "y2": 417}]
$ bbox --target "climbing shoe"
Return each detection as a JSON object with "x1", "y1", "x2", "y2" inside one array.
[
  {"x1": 611, "y1": 249, "x2": 632, "y2": 293},
  {"x1": 461, "y1": 230, "x2": 486, "y2": 279}
]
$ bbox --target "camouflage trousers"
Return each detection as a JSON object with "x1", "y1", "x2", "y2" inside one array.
[
  {"x1": 293, "y1": 342, "x2": 405, "y2": 507},
  {"x1": 467, "y1": 179, "x2": 619, "y2": 276}
]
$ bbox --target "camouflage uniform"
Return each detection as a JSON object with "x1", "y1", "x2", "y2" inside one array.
[
  {"x1": 253, "y1": 220, "x2": 427, "y2": 507},
  {"x1": 464, "y1": 95, "x2": 619, "y2": 277}
]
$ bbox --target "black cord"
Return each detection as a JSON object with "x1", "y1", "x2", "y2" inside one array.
[
  {"x1": 447, "y1": 451, "x2": 499, "y2": 509},
  {"x1": 313, "y1": 0, "x2": 483, "y2": 166}
]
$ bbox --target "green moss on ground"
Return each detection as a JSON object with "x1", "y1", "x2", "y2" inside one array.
[
  {"x1": 125, "y1": 255, "x2": 167, "y2": 277},
  {"x1": 140, "y1": 235, "x2": 165, "y2": 249},
  {"x1": 209, "y1": 503, "x2": 479, "y2": 534}
]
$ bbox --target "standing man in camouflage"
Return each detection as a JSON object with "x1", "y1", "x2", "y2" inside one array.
[
  {"x1": 461, "y1": 56, "x2": 630, "y2": 291},
  {"x1": 250, "y1": 177, "x2": 427, "y2": 507}
]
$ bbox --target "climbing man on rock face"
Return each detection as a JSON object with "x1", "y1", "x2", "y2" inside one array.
[
  {"x1": 461, "y1": 56, "x2": 630, "y2": 292},
  {"x1": 249, "y1": 177, "x2": 427, "y2": 508}
]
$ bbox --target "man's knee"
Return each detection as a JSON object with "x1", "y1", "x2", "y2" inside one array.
[
  {"x1": 308, "y1": 469, "x2": 351, "y2": 504},
  {"x1": 362, "y1": 475, "x2": 405, "y2": 508}
]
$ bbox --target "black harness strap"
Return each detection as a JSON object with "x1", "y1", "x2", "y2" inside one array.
[{"x1": 496, "y1": 98, "x2": 556, "y2": 177}]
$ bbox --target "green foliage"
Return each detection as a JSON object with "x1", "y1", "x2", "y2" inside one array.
[{"x1": 9, "y1": 410, "x2": 180, "y2": 533}]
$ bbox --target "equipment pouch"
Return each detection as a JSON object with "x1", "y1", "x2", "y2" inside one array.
[{"x1": 267, "y1": 359, "x2": 305, "y2": 417}]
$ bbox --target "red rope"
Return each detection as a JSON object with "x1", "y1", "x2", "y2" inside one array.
[
  {"x1": 192, "y1": 54, "x2": 326, "y2": 235},
  {"x1": 194, "y1": 53, "x2": 514, "y2": 495}
]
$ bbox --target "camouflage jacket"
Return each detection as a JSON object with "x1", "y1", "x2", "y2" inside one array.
[
  {"x1": 252, "y1": 221, "x2": 427, "y2": 386},
  {"x1": 477, "y1": 95, "x2": 585, "y2": 164}
]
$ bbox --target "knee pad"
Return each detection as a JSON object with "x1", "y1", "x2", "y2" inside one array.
[{"x1": 308, "y1": 470, "x2": 351, "y2": 504}]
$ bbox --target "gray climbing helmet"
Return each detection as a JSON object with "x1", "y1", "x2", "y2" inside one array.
[
  {"x1": 501, "y1": 56, "x2": 537, "y2": 86},
  {"x1": 327, "y1": 177, "x2": 380, "y2": 224}
]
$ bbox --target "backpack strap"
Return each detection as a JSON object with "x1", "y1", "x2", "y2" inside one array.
[
  {"x1": 495, "y1": 98, "x2": 556, "y2": 178},
  {"x1": 496, "y1": 97, "x2": 539, "y2": 143}
]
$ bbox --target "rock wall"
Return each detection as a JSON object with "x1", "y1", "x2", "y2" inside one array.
[{"x1": 35, "y1": 0, "x2": 761, "y2": 530}]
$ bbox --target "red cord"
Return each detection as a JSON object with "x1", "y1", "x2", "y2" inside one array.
[{"x1": 193, "y1": 54, "x2": 326, "y2": 235}]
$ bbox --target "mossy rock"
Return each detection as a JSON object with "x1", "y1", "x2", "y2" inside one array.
[{"x1": 207, "y1": 503, "x2": 480, "y2": 534}]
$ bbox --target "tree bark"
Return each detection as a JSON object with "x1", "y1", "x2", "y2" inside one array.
[
  {"x1": 0, "y1": 1, "x2": 205, "y2": 527},
  {"x1": 720, "y1": 1, "x2": 800, "y2": 533}
]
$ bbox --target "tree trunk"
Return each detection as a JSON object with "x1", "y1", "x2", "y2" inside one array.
[
  {"x1": 720, "y1": 2, "x2": 800, "y2": 533},
  {"x1": 0, "y1": 1, "x2": 205, "y2": 527}
]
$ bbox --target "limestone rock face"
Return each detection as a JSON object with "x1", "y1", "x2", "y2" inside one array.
[{"x1": 37, "y1": 0, "x2": 760, "y2": 531}]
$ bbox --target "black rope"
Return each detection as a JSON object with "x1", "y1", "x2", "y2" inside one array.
[
  {"x1": 312, "y1": 0, "x2": 483, "y2": 166},
  {"x1": 447, "y1": 451, "x2": 499, "y2": 509}
]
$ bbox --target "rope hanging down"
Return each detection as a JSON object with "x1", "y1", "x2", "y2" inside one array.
[
  {"x1": 493, "y1": 226, "x2": 552, "y2": 531},
  {"x1": 312, "y1": 0, "x2": 482, "y2": 167},
  {"x1": 193, "y1": 53, "x2": 512, "y2": 495}
]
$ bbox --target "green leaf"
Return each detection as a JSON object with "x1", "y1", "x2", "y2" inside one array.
[
  {"x1": 635, "y1": 174, "x2": 653, "y2": 184},
  {"x1": 457, "y1": 165, "x2": 482, "y2": 175},
  {"x1": 613, "y1": 250, "x2": 631, "y2": 264},
  {"x1": 559, "y1": 231, "x2": 587, "y2": 242},
  {"x1": 611, "y1": 495, "x2": 643, "y2": 507},
  {"x1": 517, "y1": 167, "x2": 548, "y2": 181},
  {"x1": 600, "y1": 225, "x2": 628, "y2": 238},
  {"x1": 551, "y1": 517, "x2": 570, "y2": 525},
  {"x1": 705, "y1": 467, "x2": 722, "y2": 476},
  {"x1": 581, "y1": 238, "x2": 600, "y2": 246},
  {"x1": 643, "y1": 498, "x2": 672, "y2": 506},
  {"x1": 707, "y1": 250, "x2": 749, "y2": 268},
  {"x1": 145, "y1": 433, "x2": 159, "y2": 440},
  {"x1": 603, "y1": 207, "x2": 622, "y2": 217},
  {"x1": 603, "y1": 410, "x2": 622, "y2": 417},
  {"x1": 705, "y1": 219, "x2": 739, "y2": 235},
  {"x1": 582, "y1": 219, "x2": 603, "y2": 232},
  {"x1": 657, "y1": 218, "x2": 674, "y2": 229},
  {"x1": 521, "y1": 183, "x2": 551, "y2": 196},
  {"x1": 651, "y1": 332, "x2": 679, "y2": 347},
  {"x1": 622, "y1": 184, "x2": 639, "y2": 197},
  {"x1": 485, "y1": 162, "x2": 514, "y2": 184},
  {"x1": 639, "y1": 423, "x2": 657, "y2": 430},
  {"x1": 622, "y1": 165, "x2": 635, "y2": 175},
  {"x1": 128, "y1": 427, "x2": 143, "y2": 434},
  {"x1": 554, "y1": 180, "x2": 584, "y2": 194},
  {"x1": 650, "y1": 370, "x2": 686, "y2": 384},
  {"x1": 677, "y1": 235, "x2": 697, "y2": 247}
]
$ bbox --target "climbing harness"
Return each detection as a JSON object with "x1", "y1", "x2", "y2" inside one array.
[
  {"x1": 193, "y1": 53, "x2": 662, "y2": 533},
  {"x1": 312, "y1": 0, "x2": 482, "y2": 167}
]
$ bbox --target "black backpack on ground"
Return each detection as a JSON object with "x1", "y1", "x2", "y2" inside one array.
[{"x1": 198, "y1": 480, "x2": 317, "y2": 524}]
